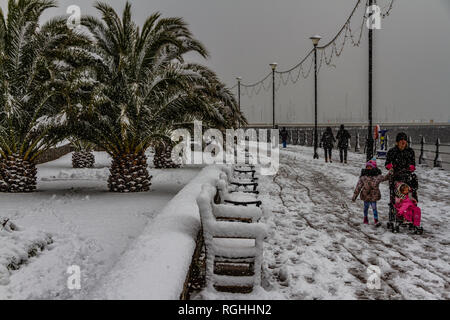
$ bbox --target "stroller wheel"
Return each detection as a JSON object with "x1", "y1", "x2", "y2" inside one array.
[{"x1": 394, "y1": 224, "x2": 400, "y2": 233}]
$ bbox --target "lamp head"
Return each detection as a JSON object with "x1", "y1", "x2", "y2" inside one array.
[
  {"x1": 310, "y1": 35, "x2": 322, "y2": 46},
  {"x1": 269, "y1": 62, "x2": 278, "y2": 70}
]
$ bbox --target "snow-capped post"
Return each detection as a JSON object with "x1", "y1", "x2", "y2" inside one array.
[
  {"x1": 385, "y1": 134, "x2": 389, "y2": 150},
  {"x1": 408, "y1": 136, "x2": 412, "y2": 148},
  {"x1": 434, "y1": 138, "x2": 442, "y2": 168},
  {"x1": 355, "y1": 132, "x2": 361, "y2": 152},
  {"x1": 419, "y1": 136, "x2": 427, "y2": 165}
]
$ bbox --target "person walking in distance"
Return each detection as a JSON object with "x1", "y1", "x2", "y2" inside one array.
[
  {"x1": 321, "y1": 127, "x2": 335, "y2": 163},
  {"x1": 280, "y1": 127, "x2": 288, "y2": 148},
  {"x1": 336, "y1": 124, "x2": 351, "y2": 164}
]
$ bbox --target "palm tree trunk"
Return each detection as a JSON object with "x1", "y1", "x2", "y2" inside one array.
[
  {"x1": 153, "y1": 142, "x2": 181, "y2": 169},
  {"x1": 108, "y1": 152, "x2": 152, "y2": 192},
  {"x1": 0, "y1": 154, "x2": 37, "y2": 193},
  {"x1": 72, "y1": 151, "x2": 95, "y2": 168}
]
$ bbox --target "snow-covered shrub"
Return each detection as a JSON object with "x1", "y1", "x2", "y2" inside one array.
[{"x1": 0, "y1": 218, "x2": 53, "y2": 285}]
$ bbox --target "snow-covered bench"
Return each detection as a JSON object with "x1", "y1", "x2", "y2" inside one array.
[
  {"x1": 220, "y1": 168, "x2": 259, "y2": 193},
  {"x1": 215, "y1": 178, "x2": 262, "y2": 210},
  {"x1": 233, "y1": 163, "x2": 257, "y2": 179},
  {"x1": 197, "y1": 184, "x2": 267, "y2": 293}
]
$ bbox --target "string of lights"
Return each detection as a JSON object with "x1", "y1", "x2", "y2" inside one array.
[
  {"x1": 380, "y1": 0, "x2": 395, "y2": 18},
  {"x1": 236, "y1": 0, "x2": 395, "y2": 98}
]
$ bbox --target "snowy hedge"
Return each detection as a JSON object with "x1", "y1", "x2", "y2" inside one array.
[
  {"x1": 90, "y1": 165, "x2": 224, "y2": 300},
  {"x1": 0, "y1": 219, "x2": 53, "y2": 285}
]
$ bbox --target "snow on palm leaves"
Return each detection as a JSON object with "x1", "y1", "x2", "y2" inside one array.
[
  {"x1": 0, "y1": 0, "x2": 93, "y2": 192},
  {"x1": 78, "y1": 2, "x2": 245, "y2": 190}
]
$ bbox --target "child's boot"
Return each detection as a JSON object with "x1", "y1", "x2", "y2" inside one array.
[
  {"x1": 363, "y1": 216, "x2": 369, "y2": 224},
  {"x1": 374, "y1": 218, "x2": 381, "y2": 227}
]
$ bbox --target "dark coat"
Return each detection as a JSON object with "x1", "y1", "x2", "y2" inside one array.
[
  {"x1": 385, "y1": 146, "x2": 416, "y2": 172},
  {"x1": 321, "y1": 131, "x2": 335, "y2": 149},
  {"x1": 280, "y1": 129, "x2": 288, "y2": 142},
  {"x1": 336, "y1": 129, "x2": 351, "y2": 149}
]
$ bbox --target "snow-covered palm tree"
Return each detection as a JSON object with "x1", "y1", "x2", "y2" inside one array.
[
  {"x1": 70, "y1": 139, "x2": 96, "y2": 168},
  {"x1": 0, "y1": 0, "x2": 91, "y2": 192},
  {"x1": 152, "y1": 64, "x2": 246, "y2": 169},
  {"x1": 79, "y1": 2, "x2": 244, "y2": 192}
]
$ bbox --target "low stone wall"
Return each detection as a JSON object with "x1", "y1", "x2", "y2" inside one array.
[
  {"x1": 89, "y1": 165, "x2": 223, "y2": 300},
  {"x1": 35, "y1": 144, "x2": 73, "y2": 164}
]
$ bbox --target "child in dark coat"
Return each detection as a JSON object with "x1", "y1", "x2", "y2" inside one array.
[{"x1": 352, "y1": 159, "x2": 393, "y2": 226}]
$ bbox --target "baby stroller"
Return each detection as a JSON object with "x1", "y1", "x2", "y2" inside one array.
[{"x1": 387, "y1": 169, "x2": 424, "y2": 234}]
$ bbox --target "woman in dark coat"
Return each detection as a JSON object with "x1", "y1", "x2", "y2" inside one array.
[
  {"x1": 321, "y1": 127, "x2": 336, "y2": 163},
  {"x1": 385, "y1": 132, "x2": 418, "y2": 201},
  {"x1": 336, "y1": 124, "x2": 351, "y2": 163}
]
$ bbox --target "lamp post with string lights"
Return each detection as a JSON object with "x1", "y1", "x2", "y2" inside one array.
[{"x1": 310, "y1": 35, "x2": 321, "y2": 159}]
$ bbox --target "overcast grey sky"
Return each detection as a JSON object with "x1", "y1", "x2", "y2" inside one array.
[{"x1": 1, "y1": 0, "x2": 449, "y2": 124}]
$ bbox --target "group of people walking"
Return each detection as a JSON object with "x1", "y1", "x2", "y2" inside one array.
[
  {"x1": 280, "y1": 124, "x2": 352, "y2": 164},
  {"x1": 320, "y1": 125, "x2": 351, "y2": 163},
  {"x1": 352, "y1": 132, "x2": 422, "y2": 230},
  {"x1": 279, "y1": 126, "x2": 422, "y2": 230}
]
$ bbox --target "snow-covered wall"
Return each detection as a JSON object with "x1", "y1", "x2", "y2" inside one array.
[{"x1": 90, "y1": 165, "x2": 223, "y2": 300}]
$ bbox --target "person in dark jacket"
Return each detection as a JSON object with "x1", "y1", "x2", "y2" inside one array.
[
  {"x1": 336, "y1": 124, "x2": 351, "y2": 164},
  {"x1": 280, "y1": 127, "x2": 288, "y2": 148},
  {"x1": 385, "y1": 132, "x2": 418, "y2": 201},
  {"x1": 321, "y1": 127, "x2": 336, "y2": 163}
]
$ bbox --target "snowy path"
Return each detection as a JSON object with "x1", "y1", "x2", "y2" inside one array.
[
  {"x1": 260, "y1": 146, "x2": 450, "y2": 300},
  {"x1": 0, "y1": 152, "x2": 201, "y2": 299}
]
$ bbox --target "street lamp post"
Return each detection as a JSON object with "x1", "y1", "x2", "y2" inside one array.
[
  {"x1": 269, "y1": 62, "x2": 278, "y2": 129},
  {"x1": 366, "y1": 0, "x2": 375, "y2": 161},
  {"x1": 310, "y1": 35, "x2": 321, "y2": 159},
  {"x1": 236, "y1": 77, "x2": 242, "y2": 113},
  {"x1": 236, "y1": 77, "x2": 242, "y2": 127}
]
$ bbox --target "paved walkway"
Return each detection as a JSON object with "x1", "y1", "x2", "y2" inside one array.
[{"x1": 260, "y1": 146, "x2": 450, "y2": 299}]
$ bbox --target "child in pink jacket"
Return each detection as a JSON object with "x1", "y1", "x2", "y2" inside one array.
[{"x1": 394, "y1": 182, "x2": 422, "y2": 227}]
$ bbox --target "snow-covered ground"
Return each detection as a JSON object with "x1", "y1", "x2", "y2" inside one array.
[
  {"x1": 1, "y1": 146, "x2": 448, "y2": 300},
  {"x1": 0, "y1": 152, "x2": 201, "y2": 299},
  {"x1": 258, "y1": 145, "x2": 449, "y2": 300}
]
